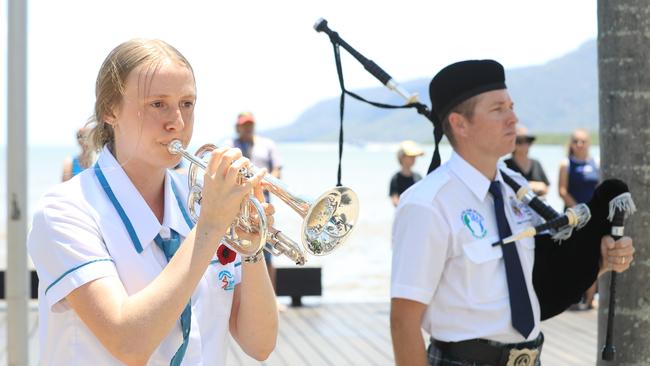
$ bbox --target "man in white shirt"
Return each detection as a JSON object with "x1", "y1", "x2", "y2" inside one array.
[
  {"x1": 223, "y1": 112, "x2": 282, "y2": 189},
  {"x1": 223, "y1": 111, "x2": 283, "y2": 294},
  {"x1": 390, "y1": 60, "x2": 635, "y2": 366}
]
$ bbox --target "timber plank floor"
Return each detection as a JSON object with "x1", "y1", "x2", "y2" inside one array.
[
  {"x1": 227, "y1": 302, "x2": 599, "y2": 366},
  {"x1": 4, "y1": 301, "x2": 597, "y2": 365}
]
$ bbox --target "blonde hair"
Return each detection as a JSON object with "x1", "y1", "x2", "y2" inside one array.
[
  {"x1": 567, "y1": 128, "x2": 590, "y2": 158},
  {"x1": 86, "y1": 39, "x2": 195, "y2": 151}
]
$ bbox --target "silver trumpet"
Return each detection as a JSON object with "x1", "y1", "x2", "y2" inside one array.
[{"x1": 167, "y1": 140, "x2": 360, "y2": 265}]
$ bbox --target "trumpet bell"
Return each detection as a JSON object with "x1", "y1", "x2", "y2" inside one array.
[{"x1": 302, "y1": 187, "x2": 359, "y2": 255}]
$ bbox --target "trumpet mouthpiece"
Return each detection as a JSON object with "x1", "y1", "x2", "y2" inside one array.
[{"x1": 168, "y1": 139, "x2": 183, "y2": 155}]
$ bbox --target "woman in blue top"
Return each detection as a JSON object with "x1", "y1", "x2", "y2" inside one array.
[
  {"x1": 558, "y1": 128, "x2": 600, "y2": 310},
  {"x1": 558, "y1": 129, "x2": 600, "y2": 207},
  {"x1": 61, "y1": 127, "x2": 95, "y2": 181}
]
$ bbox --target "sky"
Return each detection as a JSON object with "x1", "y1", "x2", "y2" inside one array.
[{"x1": 1, "y1": 0, "x2": 598, "y2": 147}]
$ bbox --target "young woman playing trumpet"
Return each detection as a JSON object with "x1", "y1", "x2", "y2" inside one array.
[{"x1": 27, "y1": 39, "x2": 278, "y2": 365}]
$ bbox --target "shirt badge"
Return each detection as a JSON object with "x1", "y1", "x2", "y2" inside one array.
[
  {"x1": 461, "y1": 209, "x2": 487, "y2": 239},
  {"x1": 218, "y1": 270, "x2": 235, "y2": 291},
  {"x1": 509, "y1": 196, "x2": 533, "y2": 225},
  {"x1": 510, "y1": 196, "x2": 526, "y2": 219}
]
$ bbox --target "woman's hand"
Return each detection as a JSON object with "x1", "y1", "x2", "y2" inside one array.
[
  {"x1": 197, "y1": 147, "x2": 265, "y2": 234},
  {"x1": 232, "y1": 175, "x2": 275, "y2": 243}
]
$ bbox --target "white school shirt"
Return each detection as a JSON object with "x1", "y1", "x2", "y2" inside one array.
[
  {"x1": 28, "y1": 146, "x2": 242, "y2": 366},
  {"x1": 391, "y1": 152, "x2": 543, "y2": 343}
]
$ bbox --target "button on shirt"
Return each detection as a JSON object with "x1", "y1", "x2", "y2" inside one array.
[
  {"x1": 391, "y1": 152, "x2": 542, "y2": 343},
  {"x1": 27, "y1": 146, "x2": 242, "y2": 366}
]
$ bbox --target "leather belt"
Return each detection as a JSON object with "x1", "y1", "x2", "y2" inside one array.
[{"x1": 431, "y1": 333, "x2": 543, "y2": 366}]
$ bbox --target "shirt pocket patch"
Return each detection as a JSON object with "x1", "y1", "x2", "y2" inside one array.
[{"x1": 462, "y1": 236, "x2": 509, "y2": 304}]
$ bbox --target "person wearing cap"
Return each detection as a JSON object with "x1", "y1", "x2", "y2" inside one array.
[
  {"x1": 389, "y1": 140, "x2": 425, "y2": 206},
  {"x1": 390, "y1": 60, "x2": 635, "y2": 366},
  {"x1": 504, "y1": 126, "x2": 549, "y2": 196},
  {"x1": 223, "y1": 111, "x2": 283, "y2": 302},
  {"x1": 224, "y1": 112, "x2": 282, "y2": 182}
]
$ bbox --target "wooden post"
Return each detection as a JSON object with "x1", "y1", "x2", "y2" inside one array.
[{"x1": 598, "y1": 1, "x2": 650, "y2": 364}]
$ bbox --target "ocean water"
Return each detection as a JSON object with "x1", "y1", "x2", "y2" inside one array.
[{"x1": 0, "y1": 142, "x2": 598, "y2": 302}]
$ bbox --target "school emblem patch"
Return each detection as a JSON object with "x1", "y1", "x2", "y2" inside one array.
[
  {"x1": 509, "y1": 196, "x2": 533, "y2": 225},
  {"x1": 509, "y1": 196, "x2": 526, "y2": 219},
  {"x1": 461, "y1": 209, "x2": 487, "y2": 239},
  {"x1": 218, "y1": 270, "x2": 235, "y2": 291}
]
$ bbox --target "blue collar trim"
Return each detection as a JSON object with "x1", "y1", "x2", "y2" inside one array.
[{"x1": 94, "y1": 163, "x2": 144, "y2": 253}]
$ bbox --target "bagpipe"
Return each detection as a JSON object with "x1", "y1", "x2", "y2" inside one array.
[
  {"x1": 492, "y1": 172, "x2": 634, "y2": 362},
  {"x1": 314, "y1": 18, "x2": 636, "y2": 361},
  {"x1": 522, "y1": 177, "x2": 635, "y2": 361},
  {"x1": 494, "y1": 172, "x2": 635, "y2": 317}
]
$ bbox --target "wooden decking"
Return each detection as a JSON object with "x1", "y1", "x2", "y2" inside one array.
[
  {"x1": 227, "y1": 302, "x2": 599, "y2": 366},
  {"x1": 2, "y1": 301, "x2": 598, "y2": 365}
]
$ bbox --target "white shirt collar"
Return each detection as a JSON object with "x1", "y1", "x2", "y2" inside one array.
[
  {"x1": 163, "y1": 169, "x2": 193, "y2": 238},
  {"x1": 447, "y1": 152, "x2": 508, "y2": 201},
  {"x1": 447, "y1": 152, "x2": 490, "y2": 201},
  {"x1": 96, "y1": 146, "x2": 192, "y2": 252}
]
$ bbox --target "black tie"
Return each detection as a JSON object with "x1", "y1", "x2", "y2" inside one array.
[{"x1": 488, "y1": 181, "x2": 535, "y2": 339}]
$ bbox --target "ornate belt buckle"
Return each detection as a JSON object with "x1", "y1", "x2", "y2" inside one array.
[{"x1": 506, "y1": 347, "x2": 539, "y2": 366}]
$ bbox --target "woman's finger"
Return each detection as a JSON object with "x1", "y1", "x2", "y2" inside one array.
[
  {"x1": 205, "y1": 147, "x2": 229, "y2": 177},
  {"x1": 226, "y1": 157, "x2": 250, "y2": 185},
  {"x1": 252, "y1": 170, "x2": 268, "y2": 203},
  {"x1": 264, "y1": 203, "x2": 275, "y2": 227},
  {"x1": 213, "y1": 148, "x2": 242, "y2": 181},
  {"x1": 263, "y1": 202, "x2": 275, "y2": 216}
]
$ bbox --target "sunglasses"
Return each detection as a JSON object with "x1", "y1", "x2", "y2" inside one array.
[
  {"x1": 571, "y1": 139, "x2": 587, "y2": 144},
  {"x1": 515, "y1": 137, "x2": 535, "y2": 145}
]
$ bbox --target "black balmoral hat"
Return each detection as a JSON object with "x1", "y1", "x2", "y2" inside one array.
[
  {"x1": 426, "y1": 59, "x2": 506, "y2": 173},
  {"x1": 429, "y1": 59, "x2": 506, "y2": 122}
]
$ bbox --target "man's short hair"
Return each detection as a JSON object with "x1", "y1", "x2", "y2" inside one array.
[{"x1": 442, "y1": 95, "x2": 480, "y2": 147}]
